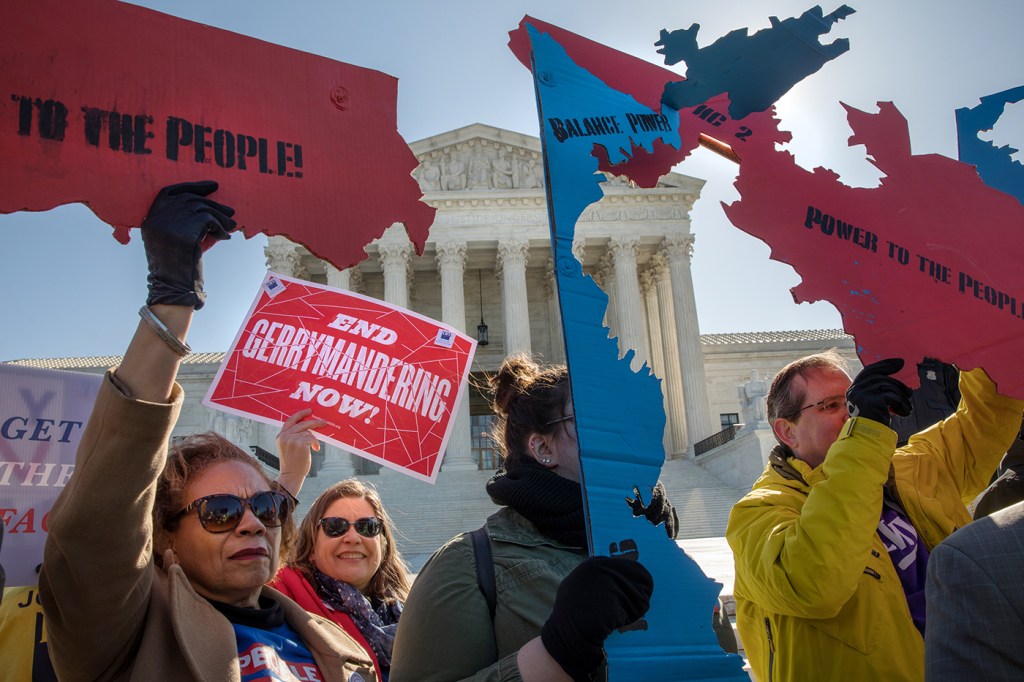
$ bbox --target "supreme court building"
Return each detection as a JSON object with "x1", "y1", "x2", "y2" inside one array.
[
  {"x1": 263, "y1": 122, "x2": 718, "y2": 471},
  {"x1": 9, "y1": 124, "x2": 857, "y2": 557}
]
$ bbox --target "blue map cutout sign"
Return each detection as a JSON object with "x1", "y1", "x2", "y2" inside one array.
[
  {"x1": 658, "y1": 4, "x2": 855, "y2": 119},
  {"x1": 523, "y1": 23, "x2": 747, "y2": 681},
  {"x1": 956, "y1": 85, "x2": 1024, "y2": 207}
]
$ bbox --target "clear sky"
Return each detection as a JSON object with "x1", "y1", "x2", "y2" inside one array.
[{"x1": 2, "y1": 0, "x2": 1021, "y2": 361}]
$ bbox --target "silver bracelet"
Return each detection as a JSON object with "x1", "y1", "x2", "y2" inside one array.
[{"x1": 138, "y1": 306, "x2": 192, "y2": 357}]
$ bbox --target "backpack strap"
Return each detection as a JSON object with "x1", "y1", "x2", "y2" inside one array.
[{"x1": 469, "y1": 526, "x2": 497, "y2": 620}]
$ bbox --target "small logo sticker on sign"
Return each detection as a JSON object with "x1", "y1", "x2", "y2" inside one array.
[
  {"x1": 264, "y1": 275, "x2": 286, "y2": 298},
  {"x1": 435, "y1": 328, "x2": 455, "y2": 348}
]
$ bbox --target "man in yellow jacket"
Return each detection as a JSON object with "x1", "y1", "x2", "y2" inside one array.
[{"x1": 727, "y1": 351, "x2": 1024, "y2": 681}]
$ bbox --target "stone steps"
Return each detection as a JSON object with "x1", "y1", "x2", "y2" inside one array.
[
  {"x1": 659, "y1": 457, "x2": 748, "y2": 540},
  {"x1": 292, "y1": 453, "x2": 748, "y2": 572}
]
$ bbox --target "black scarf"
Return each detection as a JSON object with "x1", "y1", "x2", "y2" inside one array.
[
  {"x1": 209, "y1": 595, "x2": 285, "y2": 628},
  {"x1": 485, "y1": 456, "x2": 587, "y2": 547}
]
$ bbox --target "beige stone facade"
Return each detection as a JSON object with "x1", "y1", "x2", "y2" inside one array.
[{"x1": 6, "y1": 124, "x2": 862, "y2": 565}]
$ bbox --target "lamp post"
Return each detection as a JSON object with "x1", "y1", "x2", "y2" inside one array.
[{"x1": 476, "y1": 269, "x2": 489, "y2": 346}]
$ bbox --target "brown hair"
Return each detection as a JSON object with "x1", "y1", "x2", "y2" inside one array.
[
  {"x1": 488, "y1": 354, "x2": 571, "y2": 468},
  {"x1": 154, "y1": 432, "x2": 296, "y2": 562},
  {"x1": 767, "y1": 349, "x2": 850, "y2": 427},
  {"x1": 288, "y1": 479, "x2": 410, "y2": 603}
]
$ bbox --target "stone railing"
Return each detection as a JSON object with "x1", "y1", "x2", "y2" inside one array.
[{"x1": 693, "y1": 423, "x2": 744, "y2": 458}]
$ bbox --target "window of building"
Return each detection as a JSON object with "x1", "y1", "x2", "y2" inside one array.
[
  {"x1": 720, "y1": 413, "x2": 740, "y2": 430},
  {"x1": 472, "y1": 414, "x2": 500, "y2": 470}
]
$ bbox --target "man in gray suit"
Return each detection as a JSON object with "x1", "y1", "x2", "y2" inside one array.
[{"x1": 925, "y1": 499, "x2": 1024, "y2": 679}]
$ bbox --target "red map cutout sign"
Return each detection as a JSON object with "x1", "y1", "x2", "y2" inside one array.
[
  {"x1": 205, "y1": 274, "x2": 476, "y2": 483},
  {"x1": 508, "y1": 16, "x2": 757, "y2": 188},
  {"x1": 724, "y1": 102, "x2": 1024, "y2": 398},
  {"x1": 0, "y1": 0, "x2": 434, "y2": 269}
]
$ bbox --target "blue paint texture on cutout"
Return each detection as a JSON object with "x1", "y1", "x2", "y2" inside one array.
[
  {"x1": 526, "y1": 23, "x2": 747, "y2": 680},
  {"x1": 658, "y1": 5, "x2": 855, "y2": 119},
  {"x1": 956, "y1": 85, "x2": 1024, "y2": 207}
]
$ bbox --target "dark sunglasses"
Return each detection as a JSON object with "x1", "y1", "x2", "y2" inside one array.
[
  {"x1": 319, "y1": 516, "x2": 384, "y2": 538},
  {"x1": 174, "y1": 490, "x2": 291, "y2": 533}
]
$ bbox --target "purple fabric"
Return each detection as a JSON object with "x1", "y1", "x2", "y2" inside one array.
[{"x1": 877, "y1": 498, "x2": 930, "y2": 635}]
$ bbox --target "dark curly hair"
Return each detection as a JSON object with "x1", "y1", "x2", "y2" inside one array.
[
  {"x1": 153, "y1": 432, "x2": 296, "y2": 563},
  {"x1": 488, "y1": 354, "x2": 572, "y2": 469}
]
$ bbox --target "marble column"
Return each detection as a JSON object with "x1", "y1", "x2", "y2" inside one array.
[
  {"x1": 545, "y1": 261, "x2": 566, "y2": 363},
  {"x1": 323, "y1": 263, "x2": 367, "y2": 474},
  {"x1": 435, "y1": 240, "x2": 475, "y2": 471},
  {"x1": 594, "y1": 251, "x2": 617, "y2": 334},
  {"x1": 312, "y1": 445, "x2": 357, "y2": 493},
  {"x1": 662, "y1": 236, "x2": 714, "y2": 449},
  {"x1": 640, "y1": 268, "x2": 666, "y2": 379},
  {"x1": 649, "y1": 253, "x2": 688, "y2": 456},
  {"x1": 608, "y1": 236, "x2": 647, "y2": 372},
  {"x1": 640, "y1": 267, "x2": 672, "y2": 455},
  {"x1": 360, "y1": 235, "x2": 412, "y2": 475},
  {"x1": 378, "y1": 240, "x2": 412, "y2": 308},
  {"x1": 497, "y1": 239, "x2": 531, "y2": 355},
  {"x1": 325, "y1": 264, "x2": 351, "y2": 290},
  {"x1": 264, "y1": 236, "x2": 308, "y2": 279},
  {"x1": 326, "y1": 264, "x2": 363, "y2": 294}
]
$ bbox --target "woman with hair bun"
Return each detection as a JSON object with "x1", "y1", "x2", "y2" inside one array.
[{"x1": 390, "y1": 354, "x2": 655, "y2": 682}]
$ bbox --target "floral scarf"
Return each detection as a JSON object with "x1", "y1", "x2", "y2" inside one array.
[{"x1": 312, "y1": 568, "x2": 403, "y2": 672}]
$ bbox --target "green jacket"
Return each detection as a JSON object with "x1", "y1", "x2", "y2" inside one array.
[
  {"x1": 727, "y1": 368, "x2": 1024, "y2": 682},
  {"x1": 390, "y1": 507, "x2": 585, "y2": 682}
]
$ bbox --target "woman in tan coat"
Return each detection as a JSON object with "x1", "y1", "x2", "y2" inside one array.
[{"x1": 40, "y1": 181, "x2": 376, "y2": 682}]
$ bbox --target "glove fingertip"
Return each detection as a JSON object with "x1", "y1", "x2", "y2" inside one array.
[
  {"x1": 189, "y1": 179, "x2": 220, "y2": 196},
  {"x1": 199, "y1": 197, "x2": 236, "y2": 217},
  {"x1": 163, "y1": 179, "x2": 219, "y2": 197}
]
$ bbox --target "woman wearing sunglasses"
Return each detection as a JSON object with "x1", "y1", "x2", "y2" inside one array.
[
  {"x1": 390, "y1": 354, "x2": 655, "y2": 682},
  {"x1": 270, "y1": 480, "x2": 410, "y2": 681},
  {"x1": 40, "y1": 182, "x2": 377, "y2": 682}
]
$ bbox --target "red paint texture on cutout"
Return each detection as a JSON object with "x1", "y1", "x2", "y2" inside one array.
[
  {"x1": 509, "y1": 16, "x2": 760, "y2": 187},
  {"x1": 724, "y1": 102, "x2": 1024, "y2": 397},
  {"x1": 0, "y1": 0, "x2": 433, "y2": 269}
]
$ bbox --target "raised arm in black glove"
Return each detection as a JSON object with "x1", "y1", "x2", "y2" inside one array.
[
  {"x1": 626, "y1": 481, "x2": 679, "y2": 539},
  {"x1": 142, "y1": 180, "x2": 237, "y2": 310},
  {"x1": 540, "y1": 556, "x2": 653, "y2": 682},
  {"x1": 846, "y1": 358, "x2": 914, "y2": 427}
]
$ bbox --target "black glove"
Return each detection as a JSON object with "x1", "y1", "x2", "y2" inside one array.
[
  {"x1": 141, "y1": 180, "x2": 237, "y2": 310},
  {"x1": 846, "y1": 358, "x2": 914, "y2": 426},
  {"x1": 541, "y1": 556, "x2": 653, "y2": 681},
  {"x1": 626, "y1": 481, "x2": 679, "y2": 540}
]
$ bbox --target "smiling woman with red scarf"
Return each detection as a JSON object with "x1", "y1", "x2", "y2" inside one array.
[{"x1": 271, "y1": 480, "x2": 411, "y2": 681}]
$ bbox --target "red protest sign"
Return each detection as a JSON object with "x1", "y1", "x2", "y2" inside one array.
[
  {"x1": 0, "y1": 0, "x2": 434, "y2": 270},
  {"x1": 205, "y1": 274, "x2": 476, "y2": 483}
]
